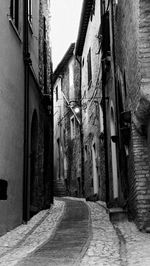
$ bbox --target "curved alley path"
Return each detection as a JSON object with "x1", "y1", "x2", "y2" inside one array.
[
  {"x1": 1, "y1": 198, "x2": 150, "y2": 265},
  {"x1": 17, "y1": 199, "x2": 91, "y2": 266}
]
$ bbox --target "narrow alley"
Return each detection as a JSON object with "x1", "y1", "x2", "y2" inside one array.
[{"x1": 1, "y1": 0, "x2": 150, "y2": 265}]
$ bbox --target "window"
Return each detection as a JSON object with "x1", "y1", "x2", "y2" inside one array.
[
  {"x1": 87, "y1": 48, "x2": 92, "y2": 86},
  {"x1": 28, "y1": 0, "x2": 32, "y2": 23},
  {"x1": 56, "y1": 86, "x2": 58, "y2": 101},
  {"x1": 70, "y1": 116, "x2": 76, "y2": 139},
  {"x1": 10, "y1": 0, "x2": 19, "y2": 29}
]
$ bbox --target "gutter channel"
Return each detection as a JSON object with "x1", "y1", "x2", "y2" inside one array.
[{"x1": 113, "y1": 223, "x2": 128, "y2": 266}]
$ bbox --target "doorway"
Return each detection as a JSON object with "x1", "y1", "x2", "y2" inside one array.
[
  {"x1": 92, "y1": 143, "x2": 99, "y2": 194},
  {"x1": 30, "y1": 110, "x2": 38, "y2": 217},
  {"x1": 110, "y1": 107, "x2": 119, "y2": 199}
]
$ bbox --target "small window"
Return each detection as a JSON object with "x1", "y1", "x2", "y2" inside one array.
[
  {"x1": 70, "y1": 116, "x2": 76, "y2": 139},
  {"x1": 28, "y1": 0, "x2": 32, "y2": 23},
  {"x1": 87, "y1": 48, "x2": 92, "y2": 86},
  {"x1": 10, "y1": 0, "x2": 19, "y2": 29},
  {"x1": 56, "y1": 86, "x2": 58, "y2": 101}
]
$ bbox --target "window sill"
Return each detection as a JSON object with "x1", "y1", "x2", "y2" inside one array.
[{"x1": 9, "y1": 18, "x2": 22, "y2": 43}]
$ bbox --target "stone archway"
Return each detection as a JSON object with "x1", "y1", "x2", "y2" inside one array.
[{"x1": 30, "y1": 110, "x2": 38, "y2": 217}]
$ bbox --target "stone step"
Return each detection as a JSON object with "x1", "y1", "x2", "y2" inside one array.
[
  {"x1": 54, "y1": 179, "x2": 67, "y2": 197},
  {"x1": 109, "y1": 208, "x2": 128, "y2": 222}
]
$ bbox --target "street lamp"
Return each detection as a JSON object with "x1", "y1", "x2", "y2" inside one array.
[{"x1": 74, "y1": 106, "x2": 80, "y2": 114}]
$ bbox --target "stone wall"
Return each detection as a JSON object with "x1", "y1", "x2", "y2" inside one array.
[
  {"x1": 114, "y1": 0, "x2": 150, "y2": 229},
  {"x1": 62, "y1": 57, "x2": 82, "y2": 196},
  {"x1": 81, "y1": 0, "x2": 105, "y2": 200},
  {"x1": 39, "y1": 0, "x2": 52, "y2": 93}
]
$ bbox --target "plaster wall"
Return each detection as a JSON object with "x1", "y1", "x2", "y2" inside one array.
[
  {"x1": 80, "y1": 0, "x2": 105, "y2": 199},
  {"x1": 0, "y1": 0, "x2": 24, "y2": 234}
]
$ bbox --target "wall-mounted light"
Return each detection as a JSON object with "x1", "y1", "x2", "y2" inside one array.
[{"x1": 74, "y1": 106, "x2": 80, "y2": 114}]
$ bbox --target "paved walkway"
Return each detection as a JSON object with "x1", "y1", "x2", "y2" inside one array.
[
  {"x1": 17, "y1": 199, "x2": 90, "y2": 266},
  {"x1": 0, "y1": 197, "x2": 150, "y2": 265}
]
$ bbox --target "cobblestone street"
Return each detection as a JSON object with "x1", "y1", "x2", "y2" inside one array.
[{"x1": 0, "y1": 198, "x2": 150, "y2": 265}]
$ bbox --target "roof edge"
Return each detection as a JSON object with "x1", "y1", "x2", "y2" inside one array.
[
  {"x1": 53, "y1": 43, "x2": 75, "y2": 84},
  {"x1": 75, "y1": 0, "x2": 93, "y2": 56}
]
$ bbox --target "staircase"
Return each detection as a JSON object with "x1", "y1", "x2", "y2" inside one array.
[
  {"x1": 109, "y1": 207, "x2": 128, "y2": 222},
  {"x1": 54, "y1": 179, "x2": 67, "y2": 197}
]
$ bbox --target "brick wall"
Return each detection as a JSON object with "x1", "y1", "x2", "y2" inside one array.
[{"x1": 115, "y1": 0, "x2": 150, "y2": 229}]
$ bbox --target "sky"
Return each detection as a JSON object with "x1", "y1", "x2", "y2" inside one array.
[{"x1": 51, "y1": 0, "x2": 83, "y2": 70}]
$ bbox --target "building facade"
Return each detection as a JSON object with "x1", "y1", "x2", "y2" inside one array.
[
  {"x1": 75, "y1": 0, "x2": 106, "y2": 200},
  {"x1": 0, "y1": 0, "x2": 53, "y2": 235},
  {"x1": 53, "y1": 44, "x2": 82, "y2": 197},
  {"x1": 112, "y1": 0, "x2": 150, "y2": 230}
]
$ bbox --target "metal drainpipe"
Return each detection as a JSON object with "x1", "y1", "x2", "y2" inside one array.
[
  {"x1": 100, "y1": 4, "x2": 110, "y2": 204},
  {"x1": 76, "y1": 56, "x2": 85, "y2": 197},
  {"x1": 111, "y1": 1, "x2": 122, "y2": 201},
  {"x1": 50, "y1": 61, "x2": 54, "y2": 204},
  {"x1": 111, "y1": 2, "x2": 120, "y2": 147},
  {"x1": 23, "y1": 0, "x2": 30, "y2": 222},
  {"x1": 101, "y1": 60, "x2": 109, "y2": 204}
]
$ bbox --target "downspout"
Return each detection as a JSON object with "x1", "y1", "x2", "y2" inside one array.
[
  {"x1": 101, "y1": 61, "x2": 109, "y2": 203},
  {"x1": 111, "y1": 1, "x2": 122, "y2": 202},
  {"x1": 101, "y1": 5, "x2": 110, "y2": 204},
  {"x1": 76, "y1": 56, "x2": 85, "y2": 197},
  {"x1": 50, "y1": 61, "x2": 54, "y2": 204},
  {"x1": 23, "y1": 0, "x2": 30, "y2": 222}
]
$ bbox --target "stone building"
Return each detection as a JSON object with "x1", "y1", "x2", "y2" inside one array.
[
  {"x1": 75, "y1": 0, "x2": 106, "y2": 200},
  {"x1": 111, "y1": 0, "x2": 150, "y2": 230},
  {"x1": 53, "y1": 43, "x2": 82, "y2": 197},
  {"x1": 92, "y1": 0, "x2": 150, "y2": 230},
  {"x1": 0, "y1": 0, "x2": 53, "y2": 235}
]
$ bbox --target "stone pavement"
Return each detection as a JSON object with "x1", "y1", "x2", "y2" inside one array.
[
  {"x1": 0, "y1": 197, "x2": 150, "y2": 265},
  {"x1": 16, "y1": 199, "x2": 90, "y2": 266},
  {"x1": 114, "y1": 221, "x2": 150, "y2": 266}
]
